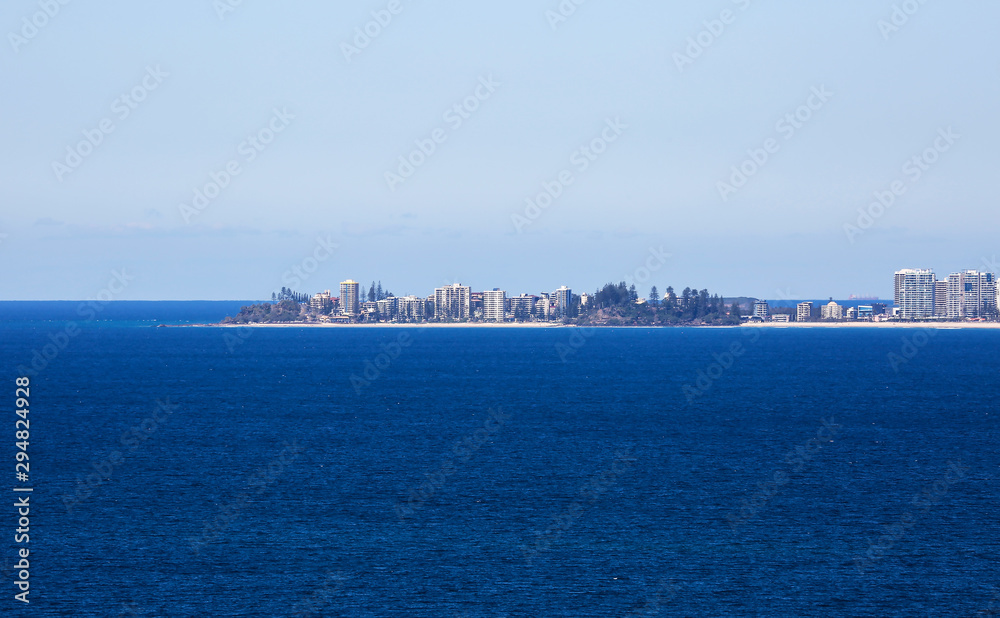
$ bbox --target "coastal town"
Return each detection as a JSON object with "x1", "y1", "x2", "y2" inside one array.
[{"x1": 220, "y1": 267, "x2": 1000, "y2": 326}]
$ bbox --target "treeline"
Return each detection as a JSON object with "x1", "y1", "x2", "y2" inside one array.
[
  {"x1": 272, "y1": 287, "x2": 308, "y2": 303},
  {"x1": 365, "y1": 281, "x2": 394, "y2": 303},
  {"x1": 579, "y1": 282, "x2": 739, "y2": 326},
  {"x1": 222, "y1": 299, "x2": 303, "y2": 324}
]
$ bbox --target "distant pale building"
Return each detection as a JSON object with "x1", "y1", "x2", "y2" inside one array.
[
  {"x1": 753, "y1": 300, "x2": 769, "y2": 319},
  {"x1": 340, "y1": 280, "x2": 360, "y2": 316},
  {"x1": 395, "y1": 296, "x2": 425, "y2": 321},
  {"x1": 535, "y1": 297, "x2": 551, "y2": 320},
  {"x1": 376, "y1": 297, "x2": 397, "y2": 321},
  {"x1": 553, "y1": 286, "x2": 572, "y2": 318},
  {"x1": 947, "y1": 270, "x2": 996, "y2": 318},
  {"x1": 846, "y1": 306, "x2": 857, "y2": 320},
  {"x1": 894, "y1": 269, "x2": 935, "y2": 319},
  {"x1": 310, "y1": 290, "x2": 332, "y2": 314},
  {"x1": 797, "y1": 302, "x2": 813, "y2": 322},
  {"x1": 434, "y1": 283, "x2": 471, "y2": 320},
  {"x1": 580, "y1": 293, "x2": 590, "y2": 307},
  {"x1": 483, "y1": 289, "x2": 506, "y2": 322},
  {"x1": 934, "y1": 280, "x2": 949, "y2": 317},
  {"x1": 821, "y1": 301, "x2": 843, "y2": 320},
  {"x1": 771, "y1": 314, "x2": 791, "y2": 323},
  {"x1": 510, "y1": 294, "x2": 535, "y2": 321},
  {"x1": 470, "y1": 292, "x2": 484, "y2": 319},
  {"x1": 361, "y1": 301, "x2": 378, "y2": 320}
]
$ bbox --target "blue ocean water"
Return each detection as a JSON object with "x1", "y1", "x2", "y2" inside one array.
[{"x1": 1, "y1": 302, "x2": 998, "y2": 616}]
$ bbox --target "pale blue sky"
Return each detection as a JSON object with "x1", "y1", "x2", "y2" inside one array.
[{"x1": 2, "y1": 0, "x2": 997, "y2": 300}]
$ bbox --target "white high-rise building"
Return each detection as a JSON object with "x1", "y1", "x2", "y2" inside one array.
[
  {"x1": 483, "y1": 289, "x2": 505, "y2": 322},
  {"x1": 535, "y1": 297, "x2": 551, "y2": 320},
  {"x1": 510, "y1": 295, "x2": 535, "y2": 321},
  {"x1": 396, "y1": 296, "x2": 425, "y2": 321},
  {"x1": 340, "y1": 280, "x2": 360, "y2": 316},
  {"x1": 434, "y1": 284, "x2": 471, "y2": 320},
  {"x1": 553, "y1": 286, "x2": 572, "y2": 318},
  {"x1": 376, "y1": 297, "x2": 397, "y2": 321},
  {"x1": 934, "y1": 280, "x2": 949, "y2": 317},
  {"x1": 893, "y1": 269, "x2": 935, "y2": 319},
  {"x1": 753, "y1": 300, "x2": 769, "y2": 319},
  {"x1": 947, "y1": 270, "x2": 997, "y2": 318},
  {"x1": 797, "y1": 301, "x2": 813, "y2": 322}
]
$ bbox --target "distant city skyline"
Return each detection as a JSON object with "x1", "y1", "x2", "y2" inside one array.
[{"x1": 3, "y1": 1, "x2": 999, "y2": 300}]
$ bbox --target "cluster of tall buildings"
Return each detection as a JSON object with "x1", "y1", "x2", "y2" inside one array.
[
  {"x1": 306, "y1": 280, "x2": 573, "y2": 323},
  {"x1": 894, "y1": 268, "x2": 997, "y2": 320}
]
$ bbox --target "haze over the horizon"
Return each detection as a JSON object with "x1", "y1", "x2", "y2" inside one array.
[{"x1": 3, "y1": 0, "x2": 997, "y2": 301}]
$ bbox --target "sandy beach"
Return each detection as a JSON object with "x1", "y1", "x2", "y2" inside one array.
[
  {"x1": 194, "y1": 321, "x2": 564, "y2": 328},
  {"x1": 188, "y1": 320, "x2": 1000, "y2": 329},
  {"x1": 741, "y1": 321, "x2": 1000, "y2": 329}
]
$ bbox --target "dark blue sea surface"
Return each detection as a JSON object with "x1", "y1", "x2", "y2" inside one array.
[{"x1": 1, "y1": 303, "x2": 998, "y2": 616}]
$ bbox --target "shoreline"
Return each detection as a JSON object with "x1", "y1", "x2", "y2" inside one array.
[
  {"x1": 181, "y1": 321, "x2": 1000, "y2": 329},
  {"x1": 740, "y1": 321, "x2": 1000, "y2": 329}
]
